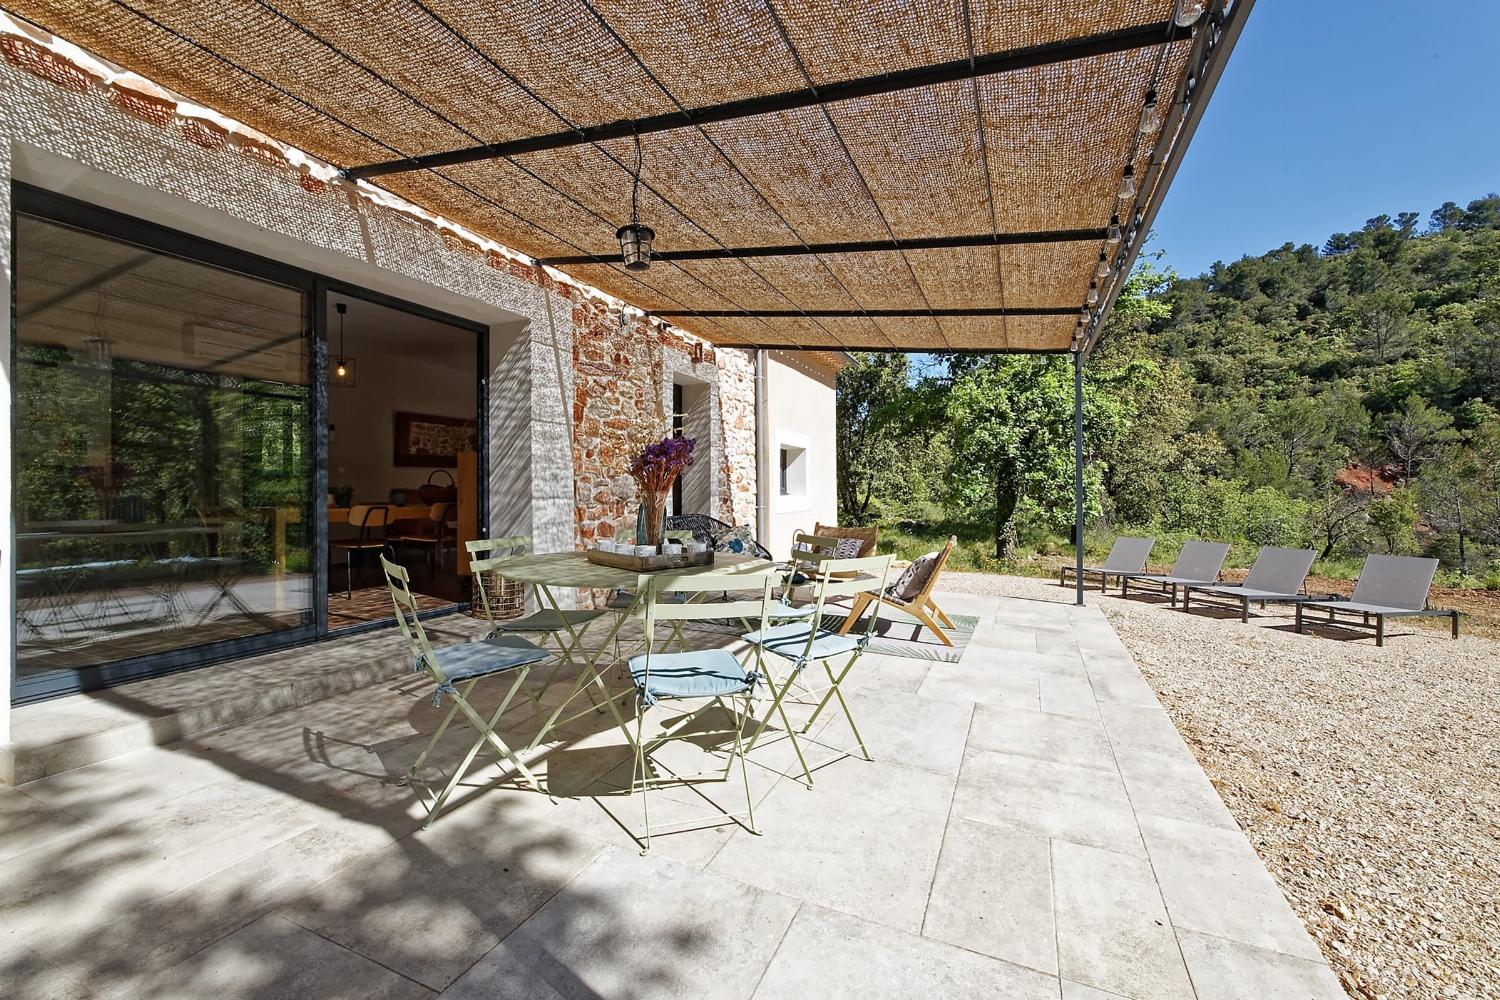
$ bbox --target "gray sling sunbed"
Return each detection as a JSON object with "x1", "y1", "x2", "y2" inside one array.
[
  {"x1": 1180, "y1": 546, "x2": 1319, "y2": 623},
  {"x1": 1294, "y1": 554, "x2": 1457, "y2": 646},
  {"x1": 1117, "y1": 540, "x2": 1231, "y2": 606},
  {"x1": 1059, "y1": 536, "x2": 1154, "y2": 591}
]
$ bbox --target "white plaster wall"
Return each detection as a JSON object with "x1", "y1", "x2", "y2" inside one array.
[
  {"x1": 762, "y1": 351, "x2": 839, "y2": 559},
  {"x1": 327, "y1": 354, "x2": 475, "y2": 504}
]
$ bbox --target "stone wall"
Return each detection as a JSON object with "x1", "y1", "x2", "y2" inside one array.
[{"x1": 571, "y1": 296, "x2": 758, "y2": 547}]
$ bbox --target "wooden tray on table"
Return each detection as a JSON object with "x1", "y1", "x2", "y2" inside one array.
[{"x1": 585, "y1": 548, "x2": 715, "y2": 572}]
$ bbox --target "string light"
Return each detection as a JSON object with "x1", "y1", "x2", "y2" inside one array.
[
  {"x1": 1118, "y1": 165, "x2": 1136, "y2": 200},
  {"x1": 1138, "y1": 91, "x2": 1161, "y2": 134},
  {"x1": 1086, "y1": 283, "x2": 1100, "y2": 306},
  {"x1": 1094, "y1": 252, "x2": 1111, "y2": 279},
  {"x1": 1106, "y1": 215, "x2": 1122, "y2": 245},
  {"x1": 1174, "y1": 0, "x2": 1208, "y2": 26}
]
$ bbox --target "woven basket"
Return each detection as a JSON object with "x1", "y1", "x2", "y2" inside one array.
[{"x1": 471, "y1": 570, "x2": 525, "y2": 621}]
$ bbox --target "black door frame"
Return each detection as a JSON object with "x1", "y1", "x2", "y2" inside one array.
[{"x1": 9, "y1": 183, "x2": 490, "y2": 704}]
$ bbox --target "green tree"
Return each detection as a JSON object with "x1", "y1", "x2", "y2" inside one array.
[
  {"x1": 943, "y1": 355, "x2": 1130, "y2": 558},
  {"x1": 835, "y1": 352, "x2": 914, "y2": 522},
  {"x1": 1384, "y1": 396, "x2": 1457, "y2": 485},
  {"x1": 1367, "y1": 489, "x2": 1419, "y2": 554}
]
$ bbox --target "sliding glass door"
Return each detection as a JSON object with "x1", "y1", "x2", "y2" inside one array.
[{"x1": 11, "y1": 203, "x2": 317, "y2": 699}]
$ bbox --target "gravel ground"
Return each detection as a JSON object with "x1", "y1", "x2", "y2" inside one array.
[{"x1": 941, "y1": 571, "x2": 1500, "y2": 1000}]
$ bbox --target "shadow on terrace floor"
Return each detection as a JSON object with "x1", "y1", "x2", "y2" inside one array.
[{"x1": 1, "y1": 614, "x2": 724, "y2": 999}]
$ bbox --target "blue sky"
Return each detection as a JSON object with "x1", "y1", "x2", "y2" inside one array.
[{"x1": 1149, "y1": 1, "x2": 1500, "y2": 279}]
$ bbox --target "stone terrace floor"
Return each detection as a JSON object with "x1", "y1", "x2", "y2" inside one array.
[{"x1": 0, "y1": 591, "x2": 1347, "y2": 1000}]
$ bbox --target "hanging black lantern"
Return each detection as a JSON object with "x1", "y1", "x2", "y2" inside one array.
[
  {"x1": 617, "y1": 221, "x2": 655, "y2": 271},
  {"x1": 617, "y1": 133, "x2": 654, "y2": 271}
]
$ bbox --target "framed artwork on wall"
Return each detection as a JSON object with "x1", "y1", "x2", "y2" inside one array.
[{"x1": 393, "y1": 411, "x2": 476, "y2": 467}]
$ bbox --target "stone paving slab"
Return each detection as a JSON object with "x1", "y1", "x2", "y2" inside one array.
[{"x1": 0, "y1": 590, "x2": 1344, "y2": 1000}]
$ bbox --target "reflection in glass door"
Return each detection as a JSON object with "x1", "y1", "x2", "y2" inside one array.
[{"x1": 12, "y1": 211, "x2": 315, "y2": 696}]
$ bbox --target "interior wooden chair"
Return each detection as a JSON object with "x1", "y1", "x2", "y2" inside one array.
[
  {"x1": 388, "y1": 502, "x2": 453, "y2": 575},
  {"x1": 329, "y1": 504, "x2": 391, "y2": 599},
  {"x1": 837, "y1": 535, "x2": 959, "y2": 646}
]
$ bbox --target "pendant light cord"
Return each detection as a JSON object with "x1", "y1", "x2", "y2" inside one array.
[{"x1": 630, "y1": 132, "x2": 642, "y2": 225}]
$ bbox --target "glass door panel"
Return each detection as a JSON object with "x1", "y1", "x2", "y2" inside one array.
[{"x1": 12, "y1": 213, "x2": 315, "y2": 692}]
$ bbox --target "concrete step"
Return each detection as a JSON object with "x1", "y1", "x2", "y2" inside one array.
[{"x1": 2, "y1": 614, "x2": 486, "y2": 785}]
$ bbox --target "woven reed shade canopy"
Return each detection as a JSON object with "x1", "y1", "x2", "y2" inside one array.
[{"x1": 8, "y1": 0, "x2": 1250, "y2": 353}]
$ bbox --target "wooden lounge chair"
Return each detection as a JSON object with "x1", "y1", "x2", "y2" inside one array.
[
  {"x1": 1117, "y1": 540, "x2": 1231, "y2": 606},
  {"x1": 1295, "y1": 555, "x2": 1458, "y2": 646},
  {"x1": 837, "y1": 535, "x2": 958, "y2": 646},
  {"x1": 1180, "y1": 546, "x2": 1319, "y2": 623},
  {"x1": 812, "y1": 522, "x2": 878, "y2": 558},
  {"x1": 1059, "y1": 536, "x2": 1154, "y2": 591}
]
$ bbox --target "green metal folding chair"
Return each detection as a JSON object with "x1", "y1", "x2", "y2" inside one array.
[
  {"x1": 743, "y1": 553, "x2": 894, "y2": 787},
  {"x1": 467, "y1": 535, "x2": 607, "y2": 699},
  {"x1": 770, "y1": 531, "x2": 844, "y2": 622},
  {"x1": 627, "y1": 566, "x2": 779, "y2": 853},
  {"x1": 381, "y1": 555, "x2": 551, "y2": 829}
]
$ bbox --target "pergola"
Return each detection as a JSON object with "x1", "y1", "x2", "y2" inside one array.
[
  {"x1": 9, "y1": 0, "x2": 1251, "y2": 598},
  {"x1": 10, "y1": 0, "x2": 1248, "y2": 356}
]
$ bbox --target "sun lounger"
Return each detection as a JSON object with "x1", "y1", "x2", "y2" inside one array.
[
  {"x1": 1117, "y1": 540, "x2": 1231, "y2": 606},
  {"x1": 1180, "y1": 546, "x2": 1319, "y2": 623},
  {"x1": 1058, "y1": 536, "x2": 1154, "y2": 591},
  {"x1": 1294, "y1": 555, "x2": 1457, "y2": 646}
]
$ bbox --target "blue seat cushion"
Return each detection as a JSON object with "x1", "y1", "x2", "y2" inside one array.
[
  {"x1": 495, "y1": 608, "x2": 606, "y2": 632},
  {"x1": 743, "y1": 622, "x2": 860, "y2": 662},
  {"x1": 427, "y1": 636, "x2": 551, "y2": 686},
  {"x1": 767, "y1": 598, "x2": 817, "y2": 620},
  {"x1": 606, "y1": 591, "x2": 689, "y2": 610},
  {"x1": 627, "y1": 649, "x2": 757, "y2": 706}
]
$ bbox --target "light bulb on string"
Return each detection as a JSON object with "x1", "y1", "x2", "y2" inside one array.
[
  {"x1": 1138, "y1": 91, "x2": 1161, "y2": 134},
  {"x1": 1174, "y1": 0, "x2": 1208, "y2": 26},
  {"x1": 1095, "y1": 252, "x2": 1111, "y2": 279},
  {"x1": 1118, "y1": 165, "x2": 1136, "y2": 200},
  {"x1": 1086, "y1": 283, "x2": 1100, "y2": 306},
  {"x1": 1106, "y1": 216, "x2": 1122, "y2": 245}
]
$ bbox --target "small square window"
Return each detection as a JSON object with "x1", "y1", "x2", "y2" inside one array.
[{"x1": 779, "y1": 444, "x2": 806, "y2": 498}]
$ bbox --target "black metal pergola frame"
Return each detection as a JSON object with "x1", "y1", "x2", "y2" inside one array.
[
  {"x1": 318, "y1": 1, "x2": 1246, "y2": 605},
  {"x1": 8, "y1": 0, "x2": 1254, "y2": 606},
  {"x1": 330, "y1": 11, "x2": 1226, "y2": 352}
]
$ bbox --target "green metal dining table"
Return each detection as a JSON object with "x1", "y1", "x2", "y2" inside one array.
[{"x1": 491, "y1": 550, "x2": 776, "y2": 756}]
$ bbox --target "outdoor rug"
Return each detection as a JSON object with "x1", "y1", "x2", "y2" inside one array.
[
  {"x1": 683, "y1": 608, "x2": 977, "y2": 663},
  {"x1": 839, "y1": 609, "x2": 978, "y2": 662}
]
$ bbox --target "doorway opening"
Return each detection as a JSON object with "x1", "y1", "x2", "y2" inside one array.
[{"x1": 324, "y1": 294, "x2": 482, "y2": 629}]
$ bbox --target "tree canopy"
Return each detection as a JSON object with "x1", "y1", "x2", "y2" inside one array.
[{"x1": 836, "y1": 193, "x2": 1500, "y2": 582}]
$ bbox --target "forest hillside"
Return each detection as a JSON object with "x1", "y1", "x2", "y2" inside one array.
[{"x1": 837, "y1": 194, "x2": 1500, "y2": 590}]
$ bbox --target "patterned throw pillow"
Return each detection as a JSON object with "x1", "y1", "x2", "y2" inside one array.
[
  {"x1": 889, "y1": 550, "x2": 940, "y2": 601},
  {"x1": 833, "y1": 537, "x2": 863, "y2": 559},
  {"x1": 711, "y1": 524, "x2": 757, "y2": 554}
]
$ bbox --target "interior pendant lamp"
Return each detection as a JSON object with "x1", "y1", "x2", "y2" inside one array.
[
  {"x1": 332, "y1": 301, "x2": 356, "y2": 388},
  {"x1": 616, "y1": 133, "x2": 655, "y2": 271}
]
